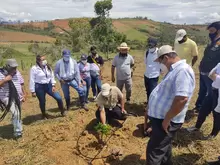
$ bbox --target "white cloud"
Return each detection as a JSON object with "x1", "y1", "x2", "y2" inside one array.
[{"x1": 0, "y1": 0, "x2": 219, "y2": 24}]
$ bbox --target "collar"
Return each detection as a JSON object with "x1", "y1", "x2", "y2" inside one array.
[{"x1": 170, "y1": 59, "x2": 186, "y2": 71}]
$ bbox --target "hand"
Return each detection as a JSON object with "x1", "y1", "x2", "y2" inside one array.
[
  {"x1": 112, "y1": 76, "x2": 115, "y2": 83},
  {"x1": 210, "y1": 73, "x2": 218, "y2": 81},
  {"x1": 82, "y1": 81, "x2": 86, "y2": 86},
  {"x1": 4, "y1": 75, "x2": 12, "y2": 82},
  {"x1": 32, "y1": 92, "x2": 36, "y2": 97},
  {"x1": 52, "y1": 86, "x2": 56, "y2": 93},
  {"x1": 122, "y1": 109, "x2": 127, "y2": 114},
  {"x1": 79, "y1": 83, "x2": 83, "y2": 87},
  {"x1": 22, "y1": 96, "x2": 26, "y2": 102},
  {"x1": 99, "y1": 75, "x2": 103, "y2": 80},
  {"x1": 162, "y1": 119, "x2": 170, "y2": 134},
  {"x1": 60, "y1": 80, "x2": 65, "y2": 85}
]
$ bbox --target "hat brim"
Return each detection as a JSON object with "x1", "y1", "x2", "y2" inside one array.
[
  {"x1": 175, "y1": 36, "x2": 184, "y2": 42},
  {"x1": 117, "y1": 47, "x2": 130, "y2": 50},
  {"x1": 9, "y1": 64, "x2": 18, "y2": 67},
  {"x1": 102, "y1": 91, "x2": 110, "y2": 96}
]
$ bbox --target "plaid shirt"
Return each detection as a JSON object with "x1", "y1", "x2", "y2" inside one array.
[{"x1": 148, "y1": 60, "x2": 195, "y2": 123}]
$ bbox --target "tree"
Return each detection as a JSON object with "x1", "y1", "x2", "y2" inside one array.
[{"x1": 90, "y1": 0, "x2": 126, "y2": 59}]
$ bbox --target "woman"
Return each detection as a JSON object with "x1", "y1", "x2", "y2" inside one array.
[
  {"x1": 29, "y1": 55, "x2": 66, "y2": 119},
  {"x1": 78, "y1": 54, "x2": 91, "y2": 103}
]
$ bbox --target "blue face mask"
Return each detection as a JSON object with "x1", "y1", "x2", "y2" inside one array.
[{"x1": 63, "y1": 56, "x2": 69, "y2": 62}]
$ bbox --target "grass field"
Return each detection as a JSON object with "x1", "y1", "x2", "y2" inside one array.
[{"x1": 0, "y1": 43, "x2": 219, "y2": 165}]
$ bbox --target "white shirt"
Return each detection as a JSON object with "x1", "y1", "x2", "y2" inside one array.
[
  {"x1": 29, "y1": 65, "x2": 56, "y2": 93},
  {"x1": 144, "y1": 48, "x2": 160, "y2": 78},
  {"x1": 210, "y1": 63, "x2": 220, "y2": 113}
]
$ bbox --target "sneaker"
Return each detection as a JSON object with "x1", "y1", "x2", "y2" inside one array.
[
  {"x1": 82, "y1": 104, "x2": 89, "y2": 111},
  {"x1": 203, "y1": 134, "x2": 216, "y2": 140},
  {"x1": 126, "y1": 99, "x2": 131, "y2": 104},
  {"x1": 186, "y1": 126, "x2": 199, "y2": 133},
  {"x1": 14, "y1": 134, "x2": 22, "y2": 140},
  {"x1": 61, "y1": 111, "x2": 67, "y2": 117},
  {"x1": 85, "y1": 100, "x2": 90, "y2": 104},
  {"x1": 93, "y1": 96, "x2": 97, "y2": 101},
  {"x1": 42, "y1": 113, "x2": 49, "y2": 120}
]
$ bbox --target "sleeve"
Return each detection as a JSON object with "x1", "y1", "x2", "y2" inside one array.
[
  {"x1": 174, "y1": 69, "x2": 194, "y2": 97},
  {"x1": 74, "y1": 60, "x2": 81, "y2": 84},
  {"x1": 212, "y1": 75, "x2": 220, "y2": 89},
  {"x1": 130, "y1": 55, "x2": 134, "y2": 65},
  {"x1": 112, "y1": 56, "x2": 117, "y2": 67},
  {"x1": 0, "y1": 73, "x2": 5, "y2": 81},
  {"x1": 191, "y1": 41, "x2": 198, "y2": 57},
  {"x1": 29, "y1": 67, "x2": 36, "y2": 93},
  {"x1": 54, "y1": 61, "x2": 61, "y2": 81},
  {"x1": 144, "y1": 51, "x2": 147, "y2": 64},
  {"x1": 99, "y1": 56, "x2": 104, "y2": 65},
  {"x1": 51, "y1": 70, "x2": 56, "y2": 85},
  {"x1": 95, "y1": 94, "x2": 105, "y2": 110},
  {"x1": 209, "y1": 63, "x2": 220, "y2": 76},
  {"x1": 18, "y1": 71, "x2": 24, "y2": 84}
]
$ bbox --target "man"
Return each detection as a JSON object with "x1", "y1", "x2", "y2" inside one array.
[
  {"x1": 174, "y1": 29, "x2": 198, "y2": 66},
  {"x1": 54, "y1": 49, "x2": 88, "y2": 111},
  {"x1": 87, "y1": 46, "x2": 104, "y2": 100},
  {"x1": 95, "y1": 83, "x2": 127, "y2": 125},
  {"x1": 146, "y1": 45, "x2": 195, "y2": 165},
  {"x1": 144, "y1": 38, "x2": 160, "y2": 102},
  {"x1": 111, "y1": 42, "x2": 134, "y2": 103},
  {"x1": 187, "y1": 21, "x2": 220, "y2": 133},
  {"x1": 0, "y1": 59, "x2": 25, "y2": 139}
]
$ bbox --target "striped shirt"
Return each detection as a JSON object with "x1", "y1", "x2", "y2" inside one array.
[
  {"x1": 148, "y1": 60, "x2": 195, "y2": 123},
  {"x1": 29, "y1": 65, "x2": 56, "y2": 93},
  {"x1": 0, "y1": 70, "x2": 24, "y2": 101}
]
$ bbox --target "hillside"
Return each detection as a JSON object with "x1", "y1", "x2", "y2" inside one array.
[{"x1": 0, "y1": 18, "x2": 208, "y2": 44}]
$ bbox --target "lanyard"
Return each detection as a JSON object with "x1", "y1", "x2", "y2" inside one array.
[{"x1": 41, "y1": 67, "x2": 48, "y2": 78}]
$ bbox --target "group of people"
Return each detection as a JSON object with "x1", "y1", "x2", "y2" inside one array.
[{"x1": 0, "y1": 20, "x2": 220, "y2": 164}]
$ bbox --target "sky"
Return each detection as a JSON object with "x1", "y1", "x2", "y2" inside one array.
[{"x1": 0, "y1": 0, "x2": 220, "y2": 24}]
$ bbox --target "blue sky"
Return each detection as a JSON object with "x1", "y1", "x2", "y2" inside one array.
[{"x1": 0, "y1": 0, "x2": 219, "y2": 24}]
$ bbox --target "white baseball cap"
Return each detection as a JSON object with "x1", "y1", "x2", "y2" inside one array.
[
  {"x1": 175, "y1": 29, "x2": 187, "y2": 41},
  {"x1": 155, "y1": 45, "x2": 176, "y2": 62},
  {"x1": 101, "y1": 83, "x2": 111, "y2": 96}
]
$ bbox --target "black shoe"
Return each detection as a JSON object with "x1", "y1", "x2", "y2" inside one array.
[
  {"x1": 82, "y1": 104, "x2": 89, "y2": 111},
  {"x1": 42, "y1": 113, "x2": 49, "y2": 120},
  {"x1": 14, "y1": 134, "x2": 22, "y2": 140},
  {"x1": 61, "y1": 110, "x2": 67, "y2": 117}
]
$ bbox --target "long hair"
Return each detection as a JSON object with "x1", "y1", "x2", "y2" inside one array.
[{"x1": 36, "y1": 55, "x2": 51, "y2": 71}]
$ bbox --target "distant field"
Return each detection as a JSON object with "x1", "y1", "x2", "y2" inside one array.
[{"x1": 0, "y1": 31, "x2": 55, "y2": 42}]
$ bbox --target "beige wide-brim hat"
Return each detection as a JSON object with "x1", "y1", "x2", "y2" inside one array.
[
  {"x1": 117, "y1": 42, "x2": 130, "y2": 50},
  {"x1": 154, "y1": 45, "x2": 176, "y2": 62}
]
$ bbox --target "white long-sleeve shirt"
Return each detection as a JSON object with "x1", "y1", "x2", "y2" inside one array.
[
  {"x1": 29, "y1": 65, "x2": 56, "y2": 93},
  {"x1": 144, "y1": 48, "x2": 160, "y2": 78}
]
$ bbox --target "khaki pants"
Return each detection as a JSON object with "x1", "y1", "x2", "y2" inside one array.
[{"x1": 116, "y1": 78, "x2": 132, "y2": 101}]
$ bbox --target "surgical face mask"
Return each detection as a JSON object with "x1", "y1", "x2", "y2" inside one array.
[
  {"x1": 42, "y1": 60, "x2": 47, "y2": 66},
  {"x1": 63, "y1": 56, "x2": 70, "y2": 62},
  {"x1": 209, "y1": 31, "x2": 218, "y2": 42},
  {"x1": 149, "y1": 47, "x2": 156, "y2": 53},
  {"x1": 160, "y1": 63, "x2": 168, "y2": 75},
  {"x1": 81, "y1": 60, "x2": 87, "y2": 65}
]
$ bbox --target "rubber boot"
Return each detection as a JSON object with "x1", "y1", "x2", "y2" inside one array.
[{"x1": 79, "y1": 96, "x2": 89, "y2": 111}]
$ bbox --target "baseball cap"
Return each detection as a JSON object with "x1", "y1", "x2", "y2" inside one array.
[
  {"x1": 175, "y1": 29, "x2": 187, "y2": 41},
  {"x1": 6, "y1": 59, "x2": 18, "y2": 67},
  {"x1": 208, "y1": 21, "x2": 220, "y2": 30},
  {"x1": 101, "y1": 83, "x2": 111, "y2": 96},
  {"x1": 62, "y1": 49, "x2": 71, "y2": 56},
  {"x1": 155, "y1": 45, "x2": 176, "y2": 62},
  {"x1": 81, "y1": 54, "x2": 87, "y2": 60},
  {"x1": 148, "y1": 38, "x2": 157, "y2": 45}
]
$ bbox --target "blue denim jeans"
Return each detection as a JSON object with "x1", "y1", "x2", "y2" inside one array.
[
  {"x1": 91, "y1": 75, "x2": 102, "y2": 97},
  {"x1": 144, "y1": 76, "x2": 159, "y2": 101},
  {"x1": 61, "y1": 79, "x2": 85, "y2": 101},
  {"x1": 83, "y1": 77, "x2": 91, "y2": 101},
  {"x1": 35, "y1": 83, "x2": 63, "y2": 114}
]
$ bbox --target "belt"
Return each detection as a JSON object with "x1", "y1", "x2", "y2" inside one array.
[
  {"x1": 200, "y1": 72, "x2": 209, "y2": 76},
  {"x1": 64, "y1": 79, "x2": 74, "y2": 83}
]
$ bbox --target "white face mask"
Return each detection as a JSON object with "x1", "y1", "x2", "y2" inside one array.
[
  {"x1": 42, "y1": 60, "x2": 47, "y2": 66},
  {"x1": 160, "y1": 63, "x2": 168, "y2": 75},
  {"x1": 63, "y1": 56, "x2": 69, "y2": 62},
  {"x1": 149, "y1": 47, "x2": 156, "y2": 53},
  {"x1": 81, "y1": 60, "x2": 87, "y2": 65}
]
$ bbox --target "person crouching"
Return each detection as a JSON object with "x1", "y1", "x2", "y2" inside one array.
[{"x1": 95, "y1": 83, "x2": 127, "y2": 124}]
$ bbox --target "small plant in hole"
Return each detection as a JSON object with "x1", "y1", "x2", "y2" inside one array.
[{"x1": 94, "y1": 123, "x2": 112, "y2": 144}]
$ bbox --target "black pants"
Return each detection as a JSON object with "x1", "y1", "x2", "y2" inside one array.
[
  {"x1": 211, "y1": 111, "x2": 220, "y2": 136},
  {"x1": 144, "y1": 76, "x2": 159, "y2": 101},
  {"x1": 95, "y1": 105, "x2": 125, "y2": 123},
  {"x1": 196, "y1": 89, "x2": 218, "y2": 128},
  {"x1": 146, "y1": 117, "x2": 182, "y2": 165}
]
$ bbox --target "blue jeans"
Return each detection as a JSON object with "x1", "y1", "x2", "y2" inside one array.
[
  {"x1": 61, "y1": 79, "x2": 86, "y2": 107},
  {"x1": 91, "y1": 75, "x2": 102, "y2": 97},
  {"x1": 195, "y1": 75, "x2": 218, "y2": 128},
  {"x1": 144, "y1": 76, "x2": 159, "y2": 101},
  {"x1": 83, "y1": 77, "x2": 91, "y2": 101},
  {"x1": 195, "y1": 73, "x2": 207, "y2": 110},
  {"x1": 35, "y1": 83, "x2": 63, "y2": 114}
]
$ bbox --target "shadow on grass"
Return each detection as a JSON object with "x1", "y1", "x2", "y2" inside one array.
[
  {"x1": 22, "y1": 114, "x2": 61, "y2": 125},
  {"x1": 173, "y1": 128, "x2": 204, "y2": 148},
  {"x1": 125, "y1": 102, "x2": 145, "y2": 117},
  {"x1": 173, "y1": 153, "x2": 202, "y2": 165},
  {"x1": 0, "y1": 124, "x2": 14, "y2": 140},
  {"x1": 106, "y1": 154, "x2": 145, "y2": 165}
]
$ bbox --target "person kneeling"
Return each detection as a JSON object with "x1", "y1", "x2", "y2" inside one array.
[{"x1": 95, "y1": 83, "x2": 127, "y2": 124}]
